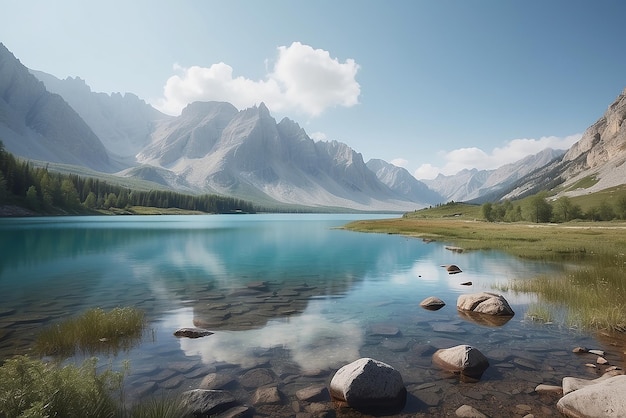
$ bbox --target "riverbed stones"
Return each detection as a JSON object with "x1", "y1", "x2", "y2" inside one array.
[
  {"x1": 562, "y1": 369, "x2": 624, "y2": 395},
  {"x1": 329, "y1": 357, "x2": 406, "y2": 410},
  {"x1": 457, "y1": 292, "x2": 515, "y2": 316},
  {"x1": 432, "y1": 345, "x2": 489, "y2": 379},
  {"x1": 173, "y1": 327, "x2": 214, "y2": 338},
  {"x1": 557, "y1": 375, "x2": 626, "y2": 417},
  {"x1": 420, "y1": 296, "x2": 446, "y2": 310}
]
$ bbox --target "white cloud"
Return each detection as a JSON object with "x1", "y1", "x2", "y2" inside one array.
[
  {"x1": 309, "y1": 131, "x2": 327, "y2": 141},
  {"x1": 154, "y1": 42, "x2": 360, "y2": 116},
  {"x1": 415, "y1": 134, "x2": 581, "y2": 179},
  {"x1": 390, "y1": 158, "x2": 408, "y2": 168}
]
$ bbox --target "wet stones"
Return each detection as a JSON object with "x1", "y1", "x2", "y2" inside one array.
[
  {"x1": 443, "y1": 264, "x2": 463, "y2": 274},
  {"x1": 329, "y1": 358, "x2": 406, "y2": 411}
]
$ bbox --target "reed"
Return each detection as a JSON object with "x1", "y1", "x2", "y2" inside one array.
[{"x1": 35, "y1": 307, "x2": 146, "y2": 357}]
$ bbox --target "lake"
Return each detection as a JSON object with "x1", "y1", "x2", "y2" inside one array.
[{"x1": 0, "y1": 214, "x2": 618, "y2": 416}]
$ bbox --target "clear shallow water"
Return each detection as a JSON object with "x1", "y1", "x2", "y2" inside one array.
[{"x1": 0, "y1": 214, "x2": 619, "y2": 416}]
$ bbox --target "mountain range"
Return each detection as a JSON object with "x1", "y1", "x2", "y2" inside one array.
[{"x1": 1, "y1": 42, "x2": 625, "y2": 210}]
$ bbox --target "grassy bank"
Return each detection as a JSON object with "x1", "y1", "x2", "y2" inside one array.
[{"x1": 344, "y1": 217, "x2": 626, "y2": 332}]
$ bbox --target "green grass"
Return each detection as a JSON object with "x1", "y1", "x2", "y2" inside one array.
[
  {"x1": 0, "y1": 356, "x2": 123, "y2": 418},
  {"x1": 35, "y1": 307, "x2": 146, "y2": 357},
  {"x1": 345, "y1": 217, "x2": 626, "y2": 332},
  {"x1": 565, "y1": 175, "x2": 600, "y2": 192}
]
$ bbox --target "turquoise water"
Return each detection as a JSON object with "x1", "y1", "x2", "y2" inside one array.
[{"x1": 0, "y1": 214, "x2": 613, "y2": 416}]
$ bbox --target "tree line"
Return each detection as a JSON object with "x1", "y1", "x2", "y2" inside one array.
[
  {"x1": 0, "y1": 141, "x2": 256, "y2": 214},
  {"x1": 482, "y1": 191, "x2": 626, "y2": 223}
]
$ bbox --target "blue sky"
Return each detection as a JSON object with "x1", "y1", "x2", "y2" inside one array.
[{"x1": 2, "y1": 1, "x2": 625, "y2": 179}]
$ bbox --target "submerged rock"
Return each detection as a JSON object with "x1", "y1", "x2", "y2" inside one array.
[
  {"x1": 180, "y1": 389, "x2": 238, "y2": 416},
  {"x1": 329, "y1": 357, "x2": 406, "y2": 411},
  {"x1": 432, "y1": 344, "x2": 489, "y2": 379}
]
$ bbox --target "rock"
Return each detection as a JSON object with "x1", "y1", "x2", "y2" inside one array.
[
  {"x1": 562, "y1": 370, "x2": 624, "y2": 395},
  {"x1": 597, "y1": 357, "x2": 609, "y2": 365},
  {"x1": 432, "y1": 345, "x2": 489, "y2": 379},
  {"x1": 174, "y1": 327, "x2": 214, "y2": 338},
  {"x1": 557, "y1": 375, "x2": 626, "y2": 417},
  {"x1": 419, "y1": 296, "x2": 446, "y2": 310},
  {"x1": 329, "y1": 358, "x2": 406, "y2": 410},
  {"x1": 535, "y1": 384, "x2": 563, "y2": 395},
  {"x1": 460, "y1": 281, "x2": 473, "y2": 286},
  {"x1": 443, "y1": 264, "x2": 462, "y2": 274},
  {"x1": 572, "y1": 346, "x2": 588, "y2": 353},
  {"x1": 253, "y1": 386, "x2": 282, "y2": 405},
  {"x1": 589, "y1": 349, "x2": 605, "y2": 356},
  {"x1": 445, "y1": 246, "x2": 464, "y2": 253},
  {"x1": 180, "y1": 389, "x2": 238, "y2": 416},
  {"x1": 199, "y1": 373, "x2": 236, "y2": 390},
  {"x1": 369, "y1": 323, "x2": 402, "y2": 337},
  {"x1": 295, "y1": 385, "x2": 328, "y2": 402},
  {"x1": 240, "y1": 368, "x2": 275, "y2": 389},
  {"x1": 457, "y1": 292, "x2": 515, "y2": 316},
  {"x1": 455, "y1": 404, "x2": 488, "y2": 418},
  {"x1": 457, "y1": 309, "x2": 513, "y2": 327},
  {"x1": 219, "y1": 405, "x2": 252, "y2": 418}
]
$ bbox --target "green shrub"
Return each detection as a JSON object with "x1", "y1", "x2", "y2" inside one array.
[{"x1": 0, "y1": 356, "x2": 122, "y2": 418}]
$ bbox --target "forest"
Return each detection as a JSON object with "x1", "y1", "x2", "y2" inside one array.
[{"x1": 0, "y1": 141, "x2": 256, "y2": 215}]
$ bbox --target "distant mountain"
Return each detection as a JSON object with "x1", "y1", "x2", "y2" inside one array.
[
  {"x1": 366, "y1": 159, "x2": 443, "y2": 205},
  {"x1": 31, "y1": 70, "x2": 172, "y2": 162},
  {"x1": 135, "y1": 101, "x2": 425, "y2": 211},
  {"x1": 423, "y1": 148, "x2": 565, "y2": 203},
  {"x1": 499, "y1": 88, "x2": 626, "y2": 201},
  {"x1": 0, "y1": 43, "x2": 111, "y2": 171}
]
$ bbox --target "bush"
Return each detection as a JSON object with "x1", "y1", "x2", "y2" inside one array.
[{"x1": 0, "y1": 356, "x2": 123, "y2": 418}]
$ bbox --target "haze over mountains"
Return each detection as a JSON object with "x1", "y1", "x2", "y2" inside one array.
[{"x1": 1, "y1": 42, "x2": 625, "y2": 211}]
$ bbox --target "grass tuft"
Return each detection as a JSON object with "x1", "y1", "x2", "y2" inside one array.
[{"x1": 35, "y1": 307, "x2": 146, "y2": 357}]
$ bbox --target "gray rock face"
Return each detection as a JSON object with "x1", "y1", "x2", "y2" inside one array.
[
  {"x1": 329, "y1": 358, "x2": 406, "y2": 410},
  {"x1": 457, "y1": 292, "x2": 515, "y2": 316},
  {"x1": 432, "y1": 345, "x2": 489, "y2": 379},
  {"x1": 557, "y1": 374, "x2": 626, "y2": 417}
]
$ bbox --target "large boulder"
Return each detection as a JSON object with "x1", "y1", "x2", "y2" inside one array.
[
  {"x1": 557, "y1": 374, "x2": 626, "y2": 417},
  {"x1": 432, "y1": 344, "x2": 489, "y2": 379},
  {"x1": 329, "y1": 358, "x2": 406, "y2": 411},
  {"x1": 457, "y1": 292, "x2": 514, "y2": 316}
]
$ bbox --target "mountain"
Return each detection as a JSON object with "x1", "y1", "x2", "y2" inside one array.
[
  {"x1": 500, "y1": 88, "x2": 626, "y2": 201},
  {"x1": 423, "y1": 148, "x2": 565, "y2": 203},
  {"x1": 31, "y1": 70, "x2": 172, "y2": 162},
  {"x1": 134, "y1": 101, "x2": 426, "y2": 211},
  {"x1": 366, "y1": 159, "x2": 443, "y2": 205},
  {"x1": 0, "y1": 43, "x2": 111, "y2": 172}
]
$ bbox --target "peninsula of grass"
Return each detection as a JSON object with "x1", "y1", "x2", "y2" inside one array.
[
  {"x1": 344, "y1": 216, "x2": 626, "y2": 332},
  {"x1": 35, "y1": 307, "x2": 146, "y2": 357}
]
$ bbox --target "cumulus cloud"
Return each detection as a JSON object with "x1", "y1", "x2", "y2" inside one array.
[
  {"x1": 154, "y1": 42, "x2": 360, "y2": 116},
  {"x1": 415, "y1": 134, "x2": 581, "y2": 179},
  {"x1": 309, "y1": 131, "x2": 327, "y2": 141}
]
